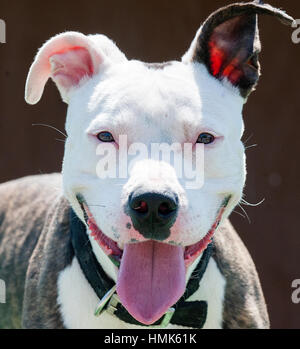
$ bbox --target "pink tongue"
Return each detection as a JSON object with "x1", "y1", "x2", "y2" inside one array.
[{"x1": 116, "y1": 241, "x2": 186, "y2": 325}]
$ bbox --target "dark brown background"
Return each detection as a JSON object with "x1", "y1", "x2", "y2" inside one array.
[{"x1": 0, "y1": 0, "x2": 299, "y2": 329}]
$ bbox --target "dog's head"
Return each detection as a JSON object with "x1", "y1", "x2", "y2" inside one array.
[{"x1": 25, "y1": 1, "x2": 293, "y2": 325}]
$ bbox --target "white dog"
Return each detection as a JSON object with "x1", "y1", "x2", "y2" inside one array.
[{"x1": 0, "y1": 1, "x2": 294, "y2": 329}]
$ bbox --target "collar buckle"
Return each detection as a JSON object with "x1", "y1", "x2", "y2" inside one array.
[
  {"x1": 107, "y1": 293, "x2": 175, "y2": 328},
  {"x1": 94, "y1": 285, "x2": 175, "y2": 328},
  {"x1": 94, "y1": 285, "x2": 117, "y2": 317},
  {"x1": 156, "y1": 307, "x2": 175, "y2": 328},
  {"x1": 106, "y1": 292, "x2": 175, "y2": 328},
  {"x1": 106, "y1": 293, "x2": 121, "y2": 316}
]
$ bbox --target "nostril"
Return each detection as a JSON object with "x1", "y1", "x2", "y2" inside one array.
[
  {"x1": 128, "y1": 191, "x2": 178, "y2": 240},
  {"x1": 158, "y1": 202, "x2": 174, "y2": 216},
  {"x1": 133, "y1": 200, "x2": 148, "y2": 214}
]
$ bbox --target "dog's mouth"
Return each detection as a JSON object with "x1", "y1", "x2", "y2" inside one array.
[{"x1": 77, "y1": 195, "x2": 230, "y2": 325}]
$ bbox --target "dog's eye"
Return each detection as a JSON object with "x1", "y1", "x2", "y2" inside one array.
[
  {"x1": 97, "y1": 131, "x2": 115, "y2": 142},
  {"x1": 197, "y1": 133, "x2": 215, "y2": 145}
]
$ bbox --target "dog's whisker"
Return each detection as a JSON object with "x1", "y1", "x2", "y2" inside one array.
[
  {"x1": 238, "y1": 204, "x2": 251, "y2": 224},
  {"x1": 32, "y1": 123, "x2": 67, "y2": 138},
  {"x1": 242, "y1": 133, "x2": 254, "y2": 146},
  {"x1": 240, "y1": 198, "x2": 265, "y2": 207},
  {"x1": 233, "y1": 210, "x2": 246, "y2": 219},
  {"x1": 55, "y1": 138, "x2": 66, "y2": 143},
  {"x1": 245, "y1": 144, "x2": 258, "y2": 150},
  {"x1": 84, "y1": 239, "x2": 91, "y2": 247}
]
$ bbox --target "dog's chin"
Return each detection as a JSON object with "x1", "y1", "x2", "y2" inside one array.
[{"x1": 77, "y1": 197, "x2": 227, "y2": 325}]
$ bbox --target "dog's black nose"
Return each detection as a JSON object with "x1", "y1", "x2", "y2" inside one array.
[{"x1": 128, "y1": 190, "x2": 178, "y2": 241}]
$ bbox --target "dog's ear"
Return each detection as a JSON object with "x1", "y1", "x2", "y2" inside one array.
[
  {"x1": 25, "y1": 31, "x2": 126, "y2": 104},
  {"x1": 182, "y1": 1, "x2": 294, "y2": 98}
]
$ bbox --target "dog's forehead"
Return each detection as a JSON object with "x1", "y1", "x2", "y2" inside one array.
[
  {"x1": 89, "y1": 61, "x2": 201, "y2": 114},
  {"x1": 70, "y1": 60, "x2": 244, "y2": 139}
]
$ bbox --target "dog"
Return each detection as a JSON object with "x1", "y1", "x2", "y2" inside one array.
[{"x1": 0, "y1": 1, "x2": 294, "y2": 329}]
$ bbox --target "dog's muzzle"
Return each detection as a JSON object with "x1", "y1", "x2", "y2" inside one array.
[
  {"x1": 76, "y1": 192, "x2": 231, "y2": 325},
  {"x1": 127, "y1": 190, "x2": 178, "y2": 241}
]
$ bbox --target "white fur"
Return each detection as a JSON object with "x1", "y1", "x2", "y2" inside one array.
[{"x1": 188, "y1": 258, "x2": 226, "y2": 329}]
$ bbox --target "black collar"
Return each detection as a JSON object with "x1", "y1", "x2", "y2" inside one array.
[{"x1": 70, "y1": 209, "x2": 212, "y2": 329}]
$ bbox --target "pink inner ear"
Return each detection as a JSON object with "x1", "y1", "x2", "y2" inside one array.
[
  {"x1": 209, "y1": 40, "x2": 243, "y2": 85},
  {"x1": 208, "y1": 15, "x2": 249, "y2": 86},
  {"x1": 50, "y1": 47, "x2": 94, "y2": 90},
  {"x1": 208, "y1": 41, "x2": 225, "y2": 77}
]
